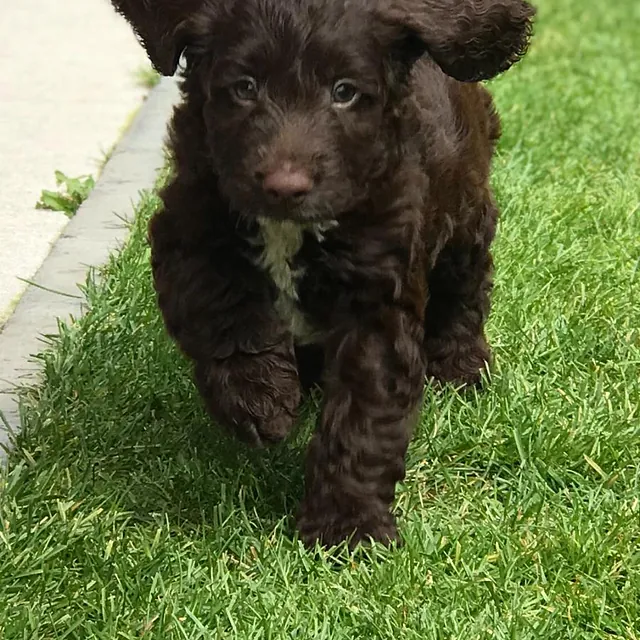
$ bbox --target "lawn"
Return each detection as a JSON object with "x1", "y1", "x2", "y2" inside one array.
[{"x1": 1, "y1": 0, "x2": 639, "y2": 637}]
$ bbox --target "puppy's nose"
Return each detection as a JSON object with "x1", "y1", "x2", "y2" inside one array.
[{"x1": 261, "y1": 163, "x2": 313, "y2": 200}]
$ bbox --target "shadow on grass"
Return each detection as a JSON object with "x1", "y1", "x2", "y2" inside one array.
[
  {"x1": 14, "y1": 346, "x2": 319, "y2": 542},
  {"x1": 95, "y1": 401, "x2": 315, "y2": 533}
]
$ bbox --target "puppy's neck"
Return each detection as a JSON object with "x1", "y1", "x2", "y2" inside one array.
[{"x1": 253, "y1": 217, "x2": 335, "y2": 343}]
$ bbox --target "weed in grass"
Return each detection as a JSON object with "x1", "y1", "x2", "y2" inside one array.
[
  {"x1": 35, "y1": 170, "x2": 95, "y2": 217},
  {"x1": 134, "y1": 64, "x2": 161, "y2": 90}
]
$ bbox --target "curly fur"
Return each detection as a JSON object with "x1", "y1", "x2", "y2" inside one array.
[{"x1": 108, "y1": 0, "x2": 535, "y2": 548}]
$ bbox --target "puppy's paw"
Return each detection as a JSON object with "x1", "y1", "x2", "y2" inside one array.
[
  {"x1": 233, "y1": 383, "x2": 300, "y2": 447},
  {"x1": 426, "y1": 339, "x2": 491, "y2": 390},
  {"x1": 296, "y1": 502, "x2": 399, "y2": 550},
  {"x1": 196, "y1": 351, "x2": 301, "y2": 447}
]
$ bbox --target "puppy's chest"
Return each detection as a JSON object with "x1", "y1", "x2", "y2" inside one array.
[{"x1": 252, "y1": 218, "x2": 334, "y2": 343}]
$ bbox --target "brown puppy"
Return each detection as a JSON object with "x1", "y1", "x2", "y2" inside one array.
[{"x1": 109, "y1": 0, "x2": 535, "y2": 548}]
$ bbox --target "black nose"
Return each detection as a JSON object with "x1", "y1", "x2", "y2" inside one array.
[{"x1": 259, "y1": 162, "x2": 313, "y2": 201}]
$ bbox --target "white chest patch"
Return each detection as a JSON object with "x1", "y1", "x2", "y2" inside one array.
[{"x1": 254, "y1": 217, "x2": 335, "y2": 343}]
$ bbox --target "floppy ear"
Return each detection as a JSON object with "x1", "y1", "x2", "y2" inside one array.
[
  {"x1": 109, "y1": 0, "x2": 207, "y2": 75},
  {"x1": 377, "y1": 0, "x2": 536, "y2": 82}
]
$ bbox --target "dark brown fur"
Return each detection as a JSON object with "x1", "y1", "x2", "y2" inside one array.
[{"x1": 109, "y1": 0, "x2": 535, "y2": 548}]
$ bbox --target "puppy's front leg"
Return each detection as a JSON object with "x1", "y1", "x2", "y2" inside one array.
[
  {"x1": 297, "y1": 307, "x2": 425, "y2": 548},
  {"x1": 149, "y1": 198, "x2": 300, "y2": 447}
]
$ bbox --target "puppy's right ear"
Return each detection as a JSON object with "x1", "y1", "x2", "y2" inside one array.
[{"x1": 109, "y1": 0, "x2": 206, "y2": 75}]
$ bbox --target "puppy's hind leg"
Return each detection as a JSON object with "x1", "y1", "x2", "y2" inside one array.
[
  {"x1": 294, "y1": 343, "x2": 324, "y2": 394},
  {"x1": 424, "y1": 201, "x2": 497, "y2": 389}
]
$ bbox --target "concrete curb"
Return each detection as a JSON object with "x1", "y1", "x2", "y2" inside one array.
[{"x1": 0, "y1": 77, "x2": 180, "y2": 455}]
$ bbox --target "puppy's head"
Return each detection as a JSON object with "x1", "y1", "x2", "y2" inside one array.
[
  {"x1": 192, "y1": 0, "x2": 417, "y2": 221},
  {"x1": 111, "y1": 0, "x2": 535, "y2": 221}
]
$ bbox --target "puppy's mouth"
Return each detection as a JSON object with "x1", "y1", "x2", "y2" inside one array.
[
  {"x1": 231, "y1": 188, "x2": 339, "y2": 223},
  {"x1": 254, "y1": 199, "x2": 331, "y2": 223}
]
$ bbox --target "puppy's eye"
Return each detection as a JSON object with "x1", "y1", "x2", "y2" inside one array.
[
  {"x1": 331, "y1": 80, "x2": 361, "y2": 108},
  {"x1": 231, "y1": 76, "x2": 258, "y2": 103}
]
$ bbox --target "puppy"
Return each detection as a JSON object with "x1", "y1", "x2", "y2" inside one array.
[{"x1": 110, "y1": 0, "x2": 535, "y2": 548}]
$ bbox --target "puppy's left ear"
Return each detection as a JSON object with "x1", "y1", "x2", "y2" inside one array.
[
  {"x1": 109, "y1": 0, "x2": 207, "y2": 75},
  {"x1": 376, "y1": 0, "x2": 536, "y2": 82}
]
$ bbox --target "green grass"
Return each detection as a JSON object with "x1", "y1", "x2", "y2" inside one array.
[{"x1": 1, "y1": 0, "x2": 640, "y2": 637}]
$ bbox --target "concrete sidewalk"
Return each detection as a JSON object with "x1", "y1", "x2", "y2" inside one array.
[{"x1": 0, "y1": 0, "x2": 150, "y2": 324}]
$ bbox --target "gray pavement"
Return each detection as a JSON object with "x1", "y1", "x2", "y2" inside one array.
[{"x1": 0, "y1": 0, "x2": 150, "y2": 324}]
